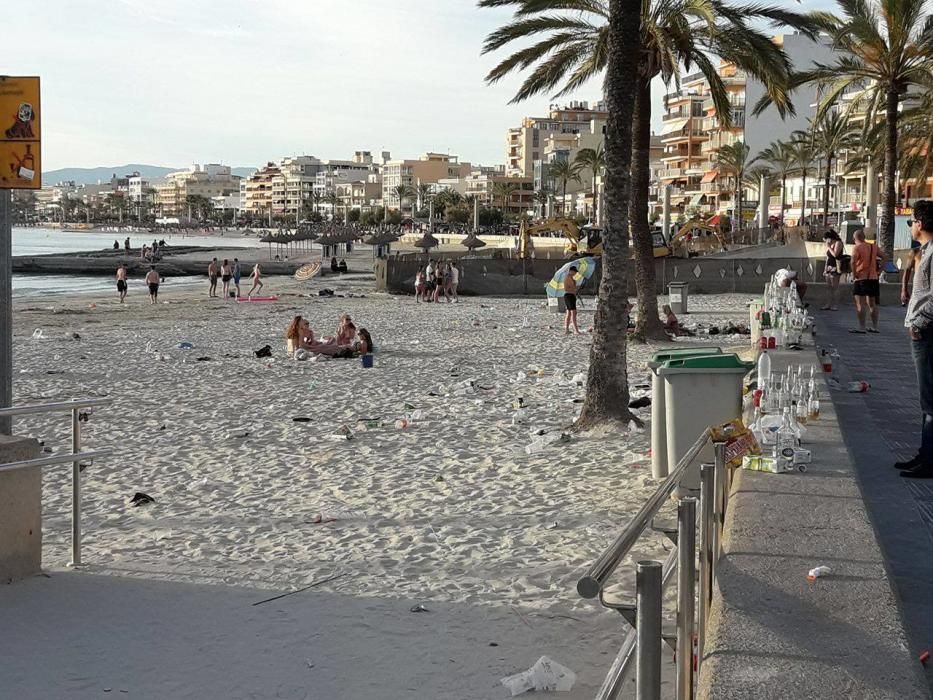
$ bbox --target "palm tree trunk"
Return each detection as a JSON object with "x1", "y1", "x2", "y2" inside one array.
[
  {"x1": 736, "y1": 170, "x2": 743, "y2": 242},
  {"x1": 562, "y1": 180, "x2": 567, "y2": 217},
  {"x1": 780, "y1": 175, "x2": 786, "y2": 225},
  {"x1": 800, "y1": 171, "x2": 806, "y2": 228},
  {"x1": 576, "y1": 0, "x2": 639, "y2": 429},
  {"x1": 880, "y1": 89, "x2": 898, "y2": 258},
  {"x1": 823, "y1": 154, "x2": 832, "y2": 228},
  {"x1": 631, "y1": 78, "x2": 666, "y2": 341},
  {"x1": 592, "y1": 168, "x2": 599, "y2": 223}
]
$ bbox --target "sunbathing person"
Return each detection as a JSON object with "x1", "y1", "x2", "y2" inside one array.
[
  {"x1": 286, "y1": 316, "x2": 316, "y2": 354},
  {"x1": 663, "y1": 304, "x2": 695, "y2": 337}
]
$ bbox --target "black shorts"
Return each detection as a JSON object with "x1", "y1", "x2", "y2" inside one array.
[
  {"x1": 564, "y1": 293, "x2": 577, "y2": 311},
  {"x1": 853, "y1": 279, "x2": 880, "y2": 300},
  {"x1": 148, "y1": 283, "x2": 159, "y2": 295},
  {"x1": 222, "y1": 275, "x2": 231, "y2": 282},
  {"x1": 117, "y1": 280, "x2": 127, "y2": 292},
  {"x1": 209, "y1": 275, "x2": 218, "y2": 285}
]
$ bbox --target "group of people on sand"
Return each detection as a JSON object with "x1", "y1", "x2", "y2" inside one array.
[
  {"x1": 414, "y1": 259, "x2": 460, "y2": 303},
  {"x1": 286, "y1": 313, "x2": 373, "y2": 360},
  {"x1": 115, "y1": 263, "x2": 162, "y2": 305},
  {"x1": 207, "y1": 258, "x2": 264, "y2": 299}
]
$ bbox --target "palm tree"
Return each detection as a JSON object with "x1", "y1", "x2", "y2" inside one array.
[
  {"x1": 481, "y1": 0, "x2": 641, "y2": 426},
  {"x1": 785, "y1": 134, "x2": 818, "y2": 228},
  {"x1": 782, "y1": 0, "x2": 933, "y2": 257},
  {"x1": 547, "y1": 159, "x2": 582, "y2": 217},
  {"x1": 416, "y1": 183, "x2": 433, "y2": 213},
  {"x1": 533, "y1": 187, "x2": 553, "y2": 218},
  {"x1": 322, "y1": 190, "x2": 339, "y2": 220},
  {"x1": 808, "y1": 111, "x2": 857, "y2": 227},
  {"x1": 393, "y1": 185, "x2": 413, "y2": 217},
  {"x1": 480, "y1": 0, "x2": 815, "y2": 340},
  {"x1": 715, "y1": 141, "x2": 757, "y2": 238},
  {"x1": 574, "y1": 144, "x2": 605, "y2": 222},
  {"x1": 757, "y1": 140, "x2": 796, "y2": 225},
  {"x1": 492, "y1": 181, "x2": 519, "y2": 213}
]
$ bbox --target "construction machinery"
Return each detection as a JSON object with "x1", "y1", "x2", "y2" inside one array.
[
  {"x1": 519, "y1": 217, "x2": 674, "y2": 259},
  {"x1": 669, "y1": 218, "x2": 726, "y2": 257}
]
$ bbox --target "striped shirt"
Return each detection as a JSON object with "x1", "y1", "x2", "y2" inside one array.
[{"x1": 906, "y1": 240, "x2": 933, "y2": 329}]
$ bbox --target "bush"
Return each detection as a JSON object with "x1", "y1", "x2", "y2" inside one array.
[{"x1": 347, "y1": 209, "x2": 361, "y2": 223}]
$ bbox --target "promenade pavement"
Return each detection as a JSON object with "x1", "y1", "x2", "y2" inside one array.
[{"x1": 815, "y1": 302, "x2": 933, "y2": 688}]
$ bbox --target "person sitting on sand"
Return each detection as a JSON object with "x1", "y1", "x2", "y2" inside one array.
[
  {"x1": 338, "y1": 259, "x2": 348, "y2": 274},
  {"x1": 662, "y1": 304, "x2": 695, "y2": 336},
  {"x1": 286, "y1": 315, "x2": 315, "y2": 355},
  {"x1": 330, "y1": 257, "x2": 339, "y2": 273},
  {"x1": 355, "y1": 328, "x2": 374, "y2": 354}
]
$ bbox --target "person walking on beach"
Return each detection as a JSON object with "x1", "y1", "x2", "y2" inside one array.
[
  {"x1": 563, "y1": 265, "x2": 580, "y2": 335},
  {"x1": 220, "y1": 259, "x2": 232, "y2": 298},
  {"x1": 247, "y1": 263, "x2": 263, "y2": 297},
  {"x1": 850, "y1": 230, "x2": 884, "y2": 334},
  {"x1": 450, "y1": 261, "x2": 460, "y2": 302},
  {"x1": 232, "y1": 258, "x2": 242, "y2": 298},
  {"x1": 144, "y1": 265, "x2": 160, "y2": 305},
  {"x1": 116, "y1": 263, "x2": 128, "y2": 304},
  {"x1": 415, "y1": 266, "x2": 425, "y2": 302},
  {"x1": 822, "y1": 229, "x2": 845, "y2": 310},
  {"x1": 208, "y1": 258, "x2": 219, "y2": 298},
  {"x1": 898, "y1": 201, "x2": 933, "y2": 477}
]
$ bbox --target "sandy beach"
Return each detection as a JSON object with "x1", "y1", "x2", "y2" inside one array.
[{"x1": 9, "y1": 274, "x2": 751, "y2": 698}]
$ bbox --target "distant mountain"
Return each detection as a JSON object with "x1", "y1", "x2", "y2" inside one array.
[{"x1": 43, "y1": 164, "x2": 256, "y2": 186}]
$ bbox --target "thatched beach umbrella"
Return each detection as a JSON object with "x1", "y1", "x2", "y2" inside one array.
[
  {"x1": 413, "y1": 232, "x2": 439, "y2": 253},
  {"x1": 461, "y1": 232, "x2": 487, "y2": 251}
]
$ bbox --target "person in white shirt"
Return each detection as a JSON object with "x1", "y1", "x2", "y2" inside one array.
[
  {"x1": 774, "y1": 267, "x2": 807, "y2": 301},
  {"x1": 449, "y1": 262, "x2": 460, "y2": 302}
]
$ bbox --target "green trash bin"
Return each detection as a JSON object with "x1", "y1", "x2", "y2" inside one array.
[
  {"x1": 658, "y1": 353, "x2": 753, "y2": 491},
  {"x1": 648, "y1": 347, "x2": 722, "y2": 479}
]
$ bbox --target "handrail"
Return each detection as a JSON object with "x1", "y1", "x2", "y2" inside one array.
[
  {"x1": 0, "y1": 397, "x2": 112, "y2": 566},
  {"x1": 577, "y1": 428, "x2": 711, "y2": 599},
  {"x1": 0, "y1": 449, "x2": 112, "y2": 474},
  {"x1": 0, "y1": 397, "x2": 111, "y2": 417}
]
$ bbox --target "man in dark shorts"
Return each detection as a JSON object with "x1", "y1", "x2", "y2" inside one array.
[
  {"x1": 116, "y1": 263, "x2": 128, "y2": 304},
  {"x1": 208, "y1": 258, "x2": 219, "y2": 298},
  {"x1": 220, "y1": 258, "x2": 232, "y2": 298},
  {"x1": 144, "y1": 265, "x2": 160, "y2": 305},
  {"x1": 850, "y1": 230, "x2": 883, "y2": 333},
  {"x1": 232, "y1": 258, "x2": 241, "y2": 298},
  {"x1": 563, "y1": 265, "x2": 580, "y2": 335}
]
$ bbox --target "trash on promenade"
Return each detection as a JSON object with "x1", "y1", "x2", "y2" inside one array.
[
  {"x1": 846, "y1": 381, "x2": 871, "y2": 393},
  {"x1": 807, "y1": 565, "x2": 831, "y2": 581},
  {"x1": 500, "y1": 656, "x2": 576, "y2": 696}
]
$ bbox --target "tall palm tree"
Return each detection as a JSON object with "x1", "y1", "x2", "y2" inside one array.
[
  {"x1": 393, "y1": 185, "x2": 413, "y2": 217},
  {"x1": 481, "y1": 0, "x2": 815, "y2": 339},
  {"x1": 533, "y1": 187, "x2": 553, "y2": 218},
  {"x1": 575, "y1": 144, "x2": 605, "y2": 222},
  {"x1": 715, "y1": 141, "x2": 757, "y2": 237},
  {"x1": 808, "y1": 111, "x2": 857, "y2": 227},
  {"x1": 781, "y1": 0, "x2": 933, "y2": 257},
  {"x1": 785, "y1": 134, "x2": 818, "y2": 227},
  {"x1": 480, "y1": 0, "x2": 641, "y2": 425},
  {"x1": 547, "y1": 159, "x2": 582, "y2": 217},
  {"x1": 757, "y1": 140, "x2": 796, "y2": 225},
  {"x1": 492, "y1": 181, "x2": 519, "y2": 213},
  {"x1": 416, "y1": 183, "x2": 433, "y2": 212}
]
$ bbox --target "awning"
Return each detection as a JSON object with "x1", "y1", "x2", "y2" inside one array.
[
  {"x1": 701, "y1": 171, "x2": 718, "y2": 184},
  {"x1": 690, "y1": 194, "x2": 703, "y2": 206},
  {"x1": 661, "y1": 118, "x2": 689, "y2": 135}
]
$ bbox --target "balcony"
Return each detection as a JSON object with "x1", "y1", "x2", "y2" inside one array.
[
  {"x1": 659, "y1": 168, "x2": 685, "y2": 179},
  {"x1": 701, "y1": 182, "x2": 720, "y2": 193},
  {"x1": 702, "y1": 96, "x2": 746, "y2": 112}
]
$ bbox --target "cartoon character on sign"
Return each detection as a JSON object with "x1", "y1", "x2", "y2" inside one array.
[{"x1": 5, "y1": 102, "x2": 35, "y2": 139}]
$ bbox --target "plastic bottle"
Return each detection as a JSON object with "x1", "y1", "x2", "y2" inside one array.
[
  {"x1": 795, "y1": 399, "x2": 808, "y2": 425},
  {"x1": 777, "y1": 407, "x2": 798, "y2": 454},
  {"x1": 807, "y1": 395, "x2": 820, "y2": 421},
  {"x1": 846, "y1": 381, "x2": 870, "y2": 393},
  {"x1": 394, "y1": 418, "x2": 410, "y2": 430},
  {"x1": 757, "y1": 350, "x2": 772, "y2": 389}
]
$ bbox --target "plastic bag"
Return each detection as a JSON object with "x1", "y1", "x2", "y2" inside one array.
[{"x1": 501, "y1": 656, "x2": 576, "y2": 696}]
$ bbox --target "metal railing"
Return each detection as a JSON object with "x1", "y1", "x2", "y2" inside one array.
[
  {"x1": 578, "y1": 431, "x2": 731, "y2": 700},
  {"x1": 0, "y1": 398, "x2": 112, "y2": 566}
]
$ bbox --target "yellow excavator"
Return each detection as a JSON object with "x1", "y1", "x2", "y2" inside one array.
[
  {"x1": 518, "y1": 218, "x2": 671, "y2": 259},
  {"x1": 669, "y1": 218, "x2": 727, "y2": 257}
]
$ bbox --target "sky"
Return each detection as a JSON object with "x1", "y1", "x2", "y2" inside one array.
[{"x1": 12, "y1": 0, "x2": 818, "y2": 172}]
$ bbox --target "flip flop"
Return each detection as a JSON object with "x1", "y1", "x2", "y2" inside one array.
[
  {"x1": 848, "y1": 328, "x2": 867, "y2": 334},
  {"x1": 867, "y1": 328, "x2": 880, "y2": 334}
]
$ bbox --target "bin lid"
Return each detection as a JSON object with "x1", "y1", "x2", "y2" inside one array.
[
  {"x1": 659, "y1": 353, "x2": 753, "y2": 372},
  {"x1": 648, "y1": 347, "x2": 722, "y2": 369},
  {"x1": 669, "y1": 281, "x2": 688, "y2": 287}
]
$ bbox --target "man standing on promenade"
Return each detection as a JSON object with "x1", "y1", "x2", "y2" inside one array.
[
  {"x1": 899, "y1": 200, "x2": 933, "y2": 478},
  {"x1": 850, "y1": 231, "x2": 884, "y2": 334},
  {"x1": 208, "y1": 258, "x2": 219, "y2": 297},
  {"x1": 232, "y1": 258, "x2": 241, "y2": 298},
  {"x1": 116, "y1": 263, "x2": 128, "y2": 304}
]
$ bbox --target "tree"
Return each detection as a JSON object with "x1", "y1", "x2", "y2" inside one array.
[
  {"x1": 348, "y1": 209, "x2": 361, "y2": 223},
  {"x1": 779, "y1": 0, "x2": 933, "y2": 258},
  {"x1": 480, "y1": 0, "x2": 814, "y2": 340},
  {"x1": 575, "y1": 144, "x2": 605, "y2": 222},
  {"x1": 482, "y1": 0, "x2": 642, "y2": 426},
  {"x1": 785, "y1": 134, "x2": 818, "y2": 227},
  {"x1": 393, "y1": 185, "x2": 413, "y2": 217},
  {"x1": 807, "y1": 111, "x2": 857, "y2": 227},
  {"x1": 546, "y1": 159, "x2": 582, "y2": 217},
  {"x1": 492, "y1": 181, "x2": 519, "y2": 212},
  {"x1": 322, "y1": 190, "x2": 339, "y2": 220},
  {"x1": 416, "y1": 183, "x2": 433, "y2": 212},
  {"x1": 715, "y1": 141, "x2": 757, "y2": 238},
  {"x1": 757, "y1": 140, "x2": 796, "y2": 225}
]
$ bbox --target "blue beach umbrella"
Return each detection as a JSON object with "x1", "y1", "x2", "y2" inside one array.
[{"x1": 545, "y1": 257, "x2": 597, "y2": 298}]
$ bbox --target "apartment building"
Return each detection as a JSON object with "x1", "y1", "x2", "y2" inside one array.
[
  {"x1": 463, "y1": 172, "x2": 534, "y2": 216},
  {"x1": 506, "y1": 100, "x2": 608, "y2": 179},
  {"x1": 34, "y1": 181, "x2": 77, "y2": 218},
  {"x1": 154, "y1": 164, "x2": 241, "y2": 217},
  {"x1": 241, "y1": 163, "x2": 281, "y2": 219},
  {"x1": 381, "y1": 153, "x2": 472, "y2": 209},
  {"x1": 335, "y1": 175, "x2": 383, "y2": 219},
  {"x1": 533, "y1": 115, "x2": 608, "y2": 217}
]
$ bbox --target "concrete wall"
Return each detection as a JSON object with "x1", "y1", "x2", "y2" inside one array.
[{"x1": 0, "y1": 435, "x2": 42, "y2": 583}]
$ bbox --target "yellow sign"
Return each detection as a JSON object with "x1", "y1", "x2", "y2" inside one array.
[{"x1": 0, "y1": 76, "x2": 40, "y2": 190}]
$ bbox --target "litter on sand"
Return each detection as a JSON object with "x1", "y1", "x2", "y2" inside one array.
[
  {"x1": 500, "y1": 656, "x2": 576, "y2": 696},
  {"x1": 130, "y1": 492, "x2": 155, "y2": 507}
]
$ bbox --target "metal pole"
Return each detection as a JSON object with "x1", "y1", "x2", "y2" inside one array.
[
  {"x1": 70, "y1": 407, "x2": 82, "y2": 566},
  {"x1": 712, "y1": 458, "x2": 724, "y2": 587},
  {"x1": 662, "y1": 185, "x2": 672, "y2": 241},
  {"x1": 714, "y1": 441, "x2": 728, "y2": 530},
  {"x1": 635, "y1": 560, "x2": 663, "y2": 700},
  {"x1": 0, "y1": 190, "x2": 11, "y2": 435},
  {"x1": 676, "y1": 497, "x2": 697, "y2": 700},
  {"x1": 697, "y1": 463, "x2": 715, "y2": 663}
]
